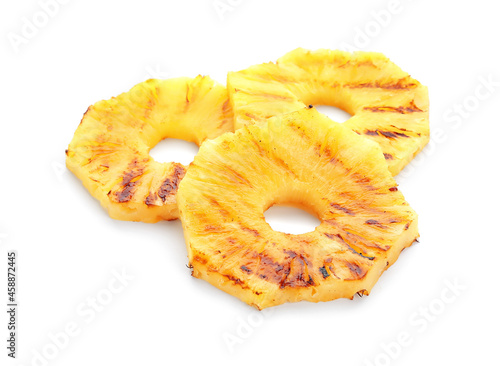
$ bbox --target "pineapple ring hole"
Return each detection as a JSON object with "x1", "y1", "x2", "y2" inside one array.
[
  {"x1": 149, "y1": 138, "x2": 199, "y2": 165},
  {"x1": 264, "y1": 204, "x2": 321, "y2": 235},
  {"x1": 314, "y1": 105, "x2": 352, "y2": 123}
]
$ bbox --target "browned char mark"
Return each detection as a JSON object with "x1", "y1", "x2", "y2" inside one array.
[
  {"x1": 325, "y1": 233, "x2": 375, "y2": 261},
  {"x1": 235, "y1": 249, "x2": 318, "y2": 289},
  {"x1": 365, "y1": 219, "x2": 388, "y2": 229},
  {"x1": 240, "y1": 265, "x2": 252, "y2": 273},
  {"x1": 241, "y1": 226, "x2": 260, "y2": 237},
  {"x1": 330, "y1": 203, "x2": 355, "y2": 216},
  {"x1": 145, "y1": 165, "x2": 186, "y2": 206},
  {"x1": 364, "y1": 99, "x2": 424, "y2": 115},
  {"x1": 364, "y1": 129, "x2": 410, "y2": 139},
  {"x1": 112, "y1": 159, "x2": 146, "y2": 203},
  {"x1": 346, "y1": 78, "x2": 418, "y2": 90},
  {"x1": 225, "y1": 166, "x2": 253, "y2": 187},
  {"x1": 345, "y1": 262, "x2": 364, "y2": 278}
]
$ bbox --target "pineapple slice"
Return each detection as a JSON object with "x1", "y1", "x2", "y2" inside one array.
[
  {"x1": 178, "y1": 107, "x2": 418, "y2": 309},
  {"x1": 66, "y1": 76, "x2": 233, "y2": 223},
  {"x1": 227, "y1": 48, "x2": 429, "y2": 176}
]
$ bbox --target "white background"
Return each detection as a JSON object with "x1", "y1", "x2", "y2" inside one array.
[{"x1": 1, "y1": 0, "x2": 499, "y2": 365}]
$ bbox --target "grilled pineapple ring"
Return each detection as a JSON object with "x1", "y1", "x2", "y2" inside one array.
[
  {"x1": 227, "y1": 48, "x2": 429, "y2": 176},
  {"x1": 66, "y1": 76, "x2": 233, "y2": 223},
  {"x1": 178, "y1": 108, "x2": 418, "y2": 309}
]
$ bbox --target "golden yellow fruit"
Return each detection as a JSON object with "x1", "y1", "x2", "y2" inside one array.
[
  {"x1": 66, "y1": 76, "x2": 233, "y2": 223},
  {"x1": 178, "y1": 107, "x2": 418, "y2": 309},
  {"x1": 227, "y1": 48, "x2": 429, "y2": 175}
]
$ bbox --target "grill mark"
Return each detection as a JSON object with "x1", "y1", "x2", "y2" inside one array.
[
  {"x1": 225, "y1": 166, "x2": 253, "y2": 187},
  {"x1": 251, "y1": 139, "x2": 266, "y2": 156},
  {"x1": 145, "y1": 165, "x2": 186, "y2": 206},
  {"x1": 343, "y1": 230, "x2": 389, "y2": 251},
  {"x1": 324, "y1": 232, "x2": 336, "y2": 240},
  {"x1": 329, "y1": 156, "x2": 341, "y2": 164},
  {"x1": 354, "y1": 174, "x2": 371, "y2": 184},
  {"x1": 384, "y1": 153, "x2": 394, "y2": 160},
  {"x1": 346, "y1": 79, "x2": 418, "y2": 90},
  {"x1": 280, "y1": 254, "x2": 316, "y2": 288},
  {"x1": 192, "y1": 255, "x2": 207, "y2": 265},
  {"x1": 273, "y1": 156, "x2": 298, "y2": 178},
  {"x1": 344, "y1": 242, "x2": 375, "y2": 261},
  {"x1": 241, "y1": 226, "x2": 260, "y2": 237},
  {"x1": 389, "y1": 125, "x2": 417, "y2": 138},
  {"x1": 255, "y1": 253, "x2": 286, "y2": 284},
  {"x1": 158, "y1": 165, "x2": 185, "y2": 202},
  {"x1": 204, "y1": 225, "x2": 223, "y2": 232},
  {"x1": 209, "y1": 198, "x2": 231, "y2": 217},
  {"x1": 330, "y1": 203, "x2": 355, "y2": 216},
  {"x1": 222, "y1": 273, "x2": 246, "y2": 287},
  {"x1": 325, "y1": 233, "x2": 375, "y2": 261},
  {"x1": 345, "y1": 262, "x2": 366, "y2": 279},
  {"x1": 144, "y1": 192, "x2": 157, "y2": 206},
  {"x1": 363, "y1": 104, "x2": 423, "y2": 114},
  {"x1": 325, "y1": 215, "x2": 390, "y2": 251},
  {"x1": 241, "y1": 265, "x2": 252, "y2": 273},
  {"x1": 319, "y1": 266, "x2": 330, "y2": 279},
  {"x1": 328, "y1": 265, "x2": 340, "y2": 279},
  {"x1": 113, "y1": 159, "x2": 145, "y2": 203},
  {"x1": 239, "y1": 250, "x2": 317, "y2": 289},
  {"x1": 365, "y1": 219, "x2": 388, "y2": 229},
  {"x1": 289, "y1": 123, "x2": 311, "y2": 141},
  {"x1": 365, "y1": 130, "x2": 379, "y2": 136},
  {"x1": 210, "y1": 198, "x2": 221, "y2": 207},
  {"x1": 364, "y1": 129, "x2": 409, "y2": 139},
  {"x1": 283, "y1": 249, "x2": 313, "y2": 266},
  {"x1": 379, "y1": 130, "x2": 399, "y2": 138},
  {"x1": 389, "y1": 186, "x2": 398, "y2": 192},
  {"x1": 84, "y1": 149, "x2": 118, "y2": 166}
]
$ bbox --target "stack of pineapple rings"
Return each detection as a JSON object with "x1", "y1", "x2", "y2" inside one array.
[{"x1": 67, "y1": 48, "x2": 429, "y2": 309}]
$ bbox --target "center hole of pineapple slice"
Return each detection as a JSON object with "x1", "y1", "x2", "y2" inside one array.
[
  {"x1": 149, "y1": 138, "x2": 199, "y2": 165},
  {"x1": 264, "y1": 205, "x2": 321, "y2": 234},
  {"x1": 314, "y1": 105, "x2": 352, "y2": 123}
]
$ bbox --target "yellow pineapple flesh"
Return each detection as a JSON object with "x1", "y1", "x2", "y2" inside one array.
[
  {"x1": 66, "y1": 75, "x2": 233, "y2": 223},
  {"x1": 178, "y1": 107, "x2": 418, "y2": 309},
  {"x1": 227, "y1": 48, "x2": 429, "y2": 176}
]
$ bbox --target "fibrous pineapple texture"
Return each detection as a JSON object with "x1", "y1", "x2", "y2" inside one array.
[
  {"x1": 227, "y1": 48, "x2": 429, "y2": 175},
  {"x1": 178, "y1": 107, "x2": 418, "y2": 309},
  {"x1": 66, "y1": 76, "x2": 233, "y2": 223}
]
